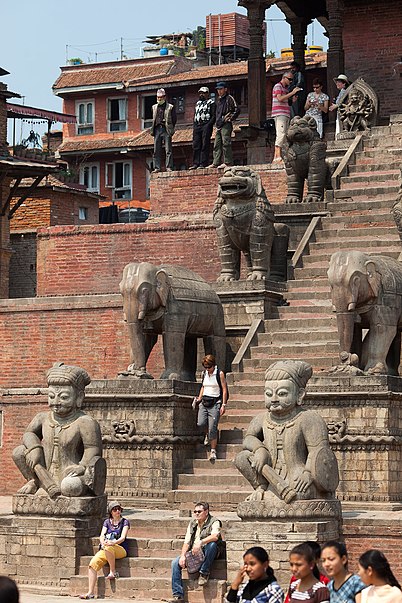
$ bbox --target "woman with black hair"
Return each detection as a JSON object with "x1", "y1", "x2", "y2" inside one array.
[
  {"x1": 225, "y1": 546, "x2": 284, "y2": 603},
  {"x1": 358, "y1": 550, "x2": 402, "y2": 603}
]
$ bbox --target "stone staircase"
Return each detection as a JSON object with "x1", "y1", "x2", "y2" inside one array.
[
  {"x1": 168, "y1": 119, "x2": 402, "y2": 512},
  {"x1": 69, "y1": 119, "x2": 401, "y2": 600}
]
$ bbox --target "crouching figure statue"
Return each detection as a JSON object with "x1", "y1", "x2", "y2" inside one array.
[
  {"x1": 13, "y1": 362, "x2": 106, "y2": 500},
  {"x1": 235, "y1": 360, "x2": 339, "y2": 509}
]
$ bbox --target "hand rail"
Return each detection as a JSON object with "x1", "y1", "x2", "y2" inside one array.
[
  {"x1": 232, "y1": 318, "x2": 264, "y2": 372},
  {"x1": 290, "y1": 215, "x2": 322, "y2": 270},
  {"x1": 331, "y1": 133, "x2": 364, "y2": 191}
]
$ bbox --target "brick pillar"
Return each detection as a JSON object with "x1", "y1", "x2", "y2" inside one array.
[
  {"x1": 0, "y1": 85, "x2": 9, "y2": 156},
  {"x1": 0, "y1": 176, "x2": 12, "y2": 298}
]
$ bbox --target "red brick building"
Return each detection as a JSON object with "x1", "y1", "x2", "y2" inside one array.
[{"x1": 54, "y1": 53, "x2": 327, "y2": 204}]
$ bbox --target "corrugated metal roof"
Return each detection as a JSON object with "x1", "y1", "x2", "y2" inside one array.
[{"x1": 7, "y1": 102, "x2": 76, "y2": 123}]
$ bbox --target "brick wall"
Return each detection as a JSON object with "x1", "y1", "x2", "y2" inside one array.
[
  {"x1": 9, "y1": 231, "x2": 37, "y2": 298},
  {"x1": 343, "y1": 0, "x2": 402, "y2": 119}
]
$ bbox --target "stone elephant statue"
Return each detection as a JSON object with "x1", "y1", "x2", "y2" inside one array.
[
  {"x1": 119, "y1": 262, "x2": 226, "y2": 381},
  {"x1": 327, "y1": 250, "x2": 402, "y2": 375}
]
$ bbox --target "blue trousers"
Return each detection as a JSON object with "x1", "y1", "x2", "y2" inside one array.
[{"x1": 171, "y1": 542, "x2": 218, "y2": 598}]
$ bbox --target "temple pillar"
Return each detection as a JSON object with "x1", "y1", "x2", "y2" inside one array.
[
  {"x1": 288, "y1": 18, "x2": 308, "y2": 71},
  {"x1": 326, "y1": 0, "x2": 345, "y2": 109},
  {"x1": 238, "y1": 0, "x2": 274, "y2": 164}
]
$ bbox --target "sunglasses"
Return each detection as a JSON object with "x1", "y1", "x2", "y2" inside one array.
[
  {"x1": 286, "y1": 77, "x2": 293, "y2": 81},
  {"x1": 193, "y1": 509, "x2": 204, "y2": 514}
]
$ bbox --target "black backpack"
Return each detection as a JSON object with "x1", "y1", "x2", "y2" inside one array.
[{"x1": 202, "y1": 366, "x2": 230, "y2": 402}]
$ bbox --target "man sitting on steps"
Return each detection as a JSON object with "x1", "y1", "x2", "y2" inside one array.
[{"x1": 170, "y1": 501, "x2": 223, "y2": 602}]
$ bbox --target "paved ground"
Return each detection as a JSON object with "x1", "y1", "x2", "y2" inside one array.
[{"x1": 20, "y1": 594, "x2": 157, "y2": 603}]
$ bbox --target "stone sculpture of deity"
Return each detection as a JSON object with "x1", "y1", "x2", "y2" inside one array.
[
  {"x1": 235, "y1": 360, "x2": 339, "y2": 504},
  {"x1": 13, "y1": 362, "x2": 106, "y2": 499}
]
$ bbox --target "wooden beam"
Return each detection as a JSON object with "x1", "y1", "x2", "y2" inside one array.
[
  {"x1": 7, "y1": 176, "x2": 44, "y2": 219},
  {"x1": 1, "y1": 177, "x2": 22, "y2": 216}
]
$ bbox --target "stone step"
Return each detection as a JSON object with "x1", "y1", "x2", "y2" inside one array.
[
  {"x1": 340, "y1": 170, "x2": 400, "y2": 185},
  {"x1": 327, "y1": 196, "x2": 400, "y2": 213},
  {"x1": 284, "y1": 288, "x2": 330, "y2": 301},
  {"x1": 177, "y1": 472, "x2": 249, "y2": 489},
  {"x1": 301, "y1": 246, "x2": 400, "y2": 266},
  {"x1": 334, "y1": 185, "x2": 400, "y2": 199},
  {"x1": 364, "y1": 135, "x2": 402, "y2": 148},
  {"x1": 257, "y1": 327, "x2": 336, "y2": 344},
  {"x1": 293, "y1": 265, "x2": 330, "y2": 278},
  {"x1": 251, "y1": 340, "x2": 339, "y2": 358},
  {"x1": 77, "y1": 555, "x2": 227, "y2": 579},
  {"x1": 167, "y1": 488, "x2": 249, "y2": 511},
  {"x1": 69, "y1": 574, "x2": 227, "y2": 602},
  {"x1": 354, "y1": 149, "x2": 402, "y2": 163},
  {"x1": 264, "y1": 316, "x2": 337, "y2": 331},
  {"x1": 308, "y1": 238, "x2": 400, "y2": 253},
  {"x1": 278, "y1": 298, "x2": 332, "y2": 310},
  {"x1": 242, "y1": 354, "x2": 336, "y2": 371},
  {"x1": 191, "y1": 458, "x2": 236, "y2": 470},
  {"x1": 318, "y1": 218, "x2": 396, "y2": 232},
  {"x1": 349, "y1": 160, "x2": 401, "y2": 173}
]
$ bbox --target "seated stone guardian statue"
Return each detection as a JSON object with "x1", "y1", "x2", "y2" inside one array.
[
  {"x1": 13, "y1": 362, "x2": 106, "y2": 499},
  {"x1": 235, "y1": 360, "x2": 339, "y2": 504}
]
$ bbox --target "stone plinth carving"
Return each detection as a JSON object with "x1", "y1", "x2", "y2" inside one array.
[
  {"x1": 391, "y1": 179, "x2": 402, "y2": 241},
  {"x1": 235, "y1": 360, "x2": 339, "y2": 512},
  {"x1": 328, "y1": 251, "x2": 402, "y2": 375},
  {"x1": 283, "y1": 116, "x2": 327, "y2": 204},
  {"x1": 213, "y1": 166, "x2": 289, "y2": 282},
  {"x1": 119, "y1": 262, "x2": 226, "y2": 380},
  {"x1": 338, "y1": 77, "x2": 378, "y2": 131},
  {"x1": 12, "y1": 362, "x2": 106, "y2": 515}
]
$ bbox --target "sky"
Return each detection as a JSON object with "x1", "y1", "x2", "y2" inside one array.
[{"x1": 1, "y1": 0, "x2": 327, "y2": 139}]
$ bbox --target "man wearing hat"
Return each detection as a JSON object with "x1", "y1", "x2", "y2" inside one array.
[
  {"x1": 329, "y1": 74, "x2": 351, "y2": 134},
  {"x1": 151, "y1": 88, "x2": 177, "y2": 172},
  {"x1": 208, "y1": 82, "x2": 240, "y2": 169},
  {"x1": 189, "y1": 86, "x2": 216, "y2": 169}
]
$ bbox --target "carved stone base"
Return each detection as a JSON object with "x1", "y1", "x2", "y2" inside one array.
[
  {"x1": 12, "y1": 493, "x2": 107, "y2": 517},
  {"x1": 237, "y1": 497, "x2": 342, "y2": 520},
  {"x1": 0, "y1": 514, "x2": 101, "y2": 592}
]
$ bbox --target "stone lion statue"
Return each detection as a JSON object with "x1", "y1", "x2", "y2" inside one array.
[
  {"x1": 213, "y1": 166, "x2": 289, "y2": 282},
  {"x1": 283, "y1": 115, "x2": 327, "y2": 204}
]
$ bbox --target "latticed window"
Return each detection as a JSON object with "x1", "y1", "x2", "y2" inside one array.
[{"x1": 76, "y1": 101, "x2": 94, "y2": 134}]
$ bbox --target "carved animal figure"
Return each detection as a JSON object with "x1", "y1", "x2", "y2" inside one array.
[
  {"x1": 328, "y1": 251, "x2": 402, "y2": 375},
  {"x1": 120, "y1": 262, "x2": 226, "y2": 381},
  {"x1": 213, "y1": 166, "x2": 288, "y2": 281},
  {"x1": 283, "y1": 115, "x2": 327, "y2": 203}
]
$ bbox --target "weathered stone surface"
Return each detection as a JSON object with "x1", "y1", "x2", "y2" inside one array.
[
  {"x1": 213, "y1": 166, "x2": 289, "y2": 282},
  {"x1": 234, "y1": 360, "x2": 340, "y2": 512},
  {"x1": 327, "y1": 251, "x2": 402, "y2": 375},
  {"x1": 339, "y1": 78, "x2": 379, "y2": 131},
  {"x1": 12, "y1": 493, "x2": 107, "y2": 517},
  {"x1": 237, "y1": 498, "x2": 342, "y2": 520},
  {"x1": 283, "y1": 116, "x2": 327, "y2": 204},
  {"x1": 12, "y1": 362, "x2": 106, "y2": 512},
  {"x1": 119, "y1": 262, "x2": 226, "y2": 380}
]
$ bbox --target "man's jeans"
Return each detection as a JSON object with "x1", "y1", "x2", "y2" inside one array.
[
  {"x1": 171, "y1": 542, "x2": 218, "y2": 597},
  {"x1": 153, "y1": 124, "x2": 173, "y2": 170}
]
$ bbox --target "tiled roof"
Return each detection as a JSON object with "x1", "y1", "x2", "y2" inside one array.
[
  {"x1": 59, "y1": 120, "x2": 247, "y2": 153},
  {"x1": 127, "y1": 53, "x2": 327, "y2": 89},
  {"x1": 17, "y1": 175, "x2": 103, "y2": 197},
  {"x1": 53, "y1": 57, "x2": 191, "y2": 91}
]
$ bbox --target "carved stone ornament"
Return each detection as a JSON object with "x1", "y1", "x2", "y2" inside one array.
[
  {"x1": 234, "y1": 360, "x2": 340, "y2": 514},
  {"x1": 12, "y1": 362, "x2": 106, "y2": 514},
  {"x1": 119, "y1": 262, "x2": 226, "y2": 381},
  {"x1": 12, "y1": 492, "x2": 107, "y2": 516},
  {"x1": 213, "y1": 166, "x2": 289, "y2": 281},
  {"x1": 338, "y1": 77, "x2": 378, "y2": 131},
  {"x1": 391, "y1": 179, "x2": 402, "y2": 241},
  {"x1": 237, "y1": 497, "x2": 342, "y2": 520},
  {"x1": 283, "y1": 116, "x2": 327, "y2": 203}
]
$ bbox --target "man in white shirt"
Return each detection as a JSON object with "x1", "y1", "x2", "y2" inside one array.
[{"x1": 170, "y1": 502, "x2": 222, "y2": 602}]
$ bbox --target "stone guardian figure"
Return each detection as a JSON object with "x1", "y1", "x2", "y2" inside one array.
[
  {"x1": 13, "y1": 362, "x2": 106, "y2": 499},
  {"x1": 235, "y1": 360, "x2": 339, "y2": 505}
]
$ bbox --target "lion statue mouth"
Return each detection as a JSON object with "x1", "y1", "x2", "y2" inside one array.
[{"x1": 218, "y1": 167, "x2": 256, "y2": 199}]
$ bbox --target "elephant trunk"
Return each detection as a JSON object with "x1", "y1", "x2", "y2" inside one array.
[
  {"x1": 336, "y1": 311, "x2": 356, "y2": 355},
  {"x1": 127, "y1": 319, "x2": 147, "y2": 369}
]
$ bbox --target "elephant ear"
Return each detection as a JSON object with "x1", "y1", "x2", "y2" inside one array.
[
  {"x1": 155, "y1": 269, "x2": 171, "y2": 307},
  {"x1": 365, "y1": 260, "x2": 381, "y2": 297}
]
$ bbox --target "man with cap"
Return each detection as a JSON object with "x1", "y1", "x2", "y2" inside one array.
[
  {"x1": 329, "y1": 74, "x2": 351, "y2": 134},
  {"x1": 151, "y1": 88, "x2": 177, "y2": 172},
  {"x1": 208, "y1": 82, "x2": 240, "y2": 169},
  {"x1": 12, "y1": 362, "x2": 106, "y2": 499},
  {"x1": 189, "y1": 86, "x2": 216, "y2": 169},
  {"x1": 271, "y1": 71, "x2": 302, "y2": 162}
]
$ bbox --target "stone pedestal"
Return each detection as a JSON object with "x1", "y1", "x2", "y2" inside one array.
[
  {"x1": 0, "y1": 514, "x2": 101, "y2": 593},
  {"x1": 84, "y1": 379, "x2": 199, "y2": 505},
  {"x1": 226, "y1": 500, "x2": 341, "y2": 587},
  {"x1": 307, "y1": 374, "x2": 402, "y2": 504}
]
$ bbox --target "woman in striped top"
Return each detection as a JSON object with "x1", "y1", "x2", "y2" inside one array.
[{"x1": 288, "y1": 544, "x2": 330, "y2": 603}]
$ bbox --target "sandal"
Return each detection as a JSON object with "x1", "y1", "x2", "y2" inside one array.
[
  {"x1": 106, "y1": 572, "x2": 119, "y2": 580},
  {"x1": 79, "y1": 595, "x2": 95, "y2": 600}
]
